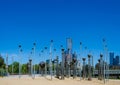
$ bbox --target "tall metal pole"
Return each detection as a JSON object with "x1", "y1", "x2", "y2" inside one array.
[
  {"x1": 44, "y1": 47, "x2": 47, "y2": 77},
  {"x1": 106, "y1": 47, "x2": 109, "y2": 82},
  {"x1": 12, "y1": 56, "x2": 14, "y2": 75},
  {"x1": 50, "y1": 40, "x2": 53, "y2": 80},
  {"x1": 68, "y1": 48, "x2": 71, "y2": 78},
  {"x1": 92, "y1": 55, "x2": 94, "y2": 78},
  {"x1": 105, "y1": 45, "x2": 109, "y2": 82},
  {"x1": 61, "y1": 48, "x2": 65, "y2": 80},
  {"x1": 103, "y1": 39, "x2": 109, "y2": 83},
  {"x1": 67, "y1": 38, "x2": 72, "y2": 78},
  {"x1": 105, "y1": 45, "x2": 107, "y2": 82},
  {"x1": 73, "y1": 52, "x2": 77, "y2": 79},
  {"x1": 29, "y1": 58, "x2": 32, "y2": 76},
  {"x1": 39, "y1": 53, "x2": 41, "y2": 76},
  {"x1": 98, "y1": 59, "x2": 101, "y2": 80},
  {"x1": 88, "y1": 54, "x2": 91, "y2": 80},
  {"x1": 53, "y1": 49, "x2": 56, "y2": 75},
  {"x1": 31, "y1": 48, "x2": 34, "y2": 78},
  {"x1": 41, "y1": 50, "x2": 44, "y2": 76},
  {"x1": 30, "y1": 52, "x2": 33, "y2": 77},
  {"x1": 6, "y1": 54, "x2": 8, "y2": 76},
  {"x1": 80, "y1": 42, "x2": 82, "y2": 80},
  {"x1": 18, "y1": 45, "x2": 22, "y2": 78},
  {"x1": 56, "y1": 56, "x2": 59, "y2": 78},
  {"x1": 103, "y1": 39, "x2": 106, "y2": 84},
  {"x1": 82, "y1": 58, "x2": 86, "y2": 80},
  {"x1": 100, "y1": 54, "x2": 104, "y2": 80},
  {"x1": 33, "y1": 43, "x2": 36, "y2": 79}
]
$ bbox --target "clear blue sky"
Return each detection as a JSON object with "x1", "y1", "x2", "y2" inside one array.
[{"x1": 0, "y1": 0, "x2": 120, "y2": 64}]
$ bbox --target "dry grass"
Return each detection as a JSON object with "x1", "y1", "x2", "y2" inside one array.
[{"x1": 0, "y1": 76, "x2": 120, "y2": 85}]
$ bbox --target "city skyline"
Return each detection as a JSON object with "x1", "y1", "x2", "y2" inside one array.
[
  {"x1": 0, "y1": 38, "x2": 120, "y2": 66},
  {"x1": 0, "y1": 0, "x2": 120, "y2": 64}
]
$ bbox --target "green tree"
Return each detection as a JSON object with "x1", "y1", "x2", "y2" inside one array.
[
  {"x1": 0, "y1": 55, "x2": 6, "y2": 76},
  {"x1": 8, "y1": 65, "x2": 12, "y2": 74},
  {"x1": 8, "y1": 62, "x2": 19, "y2": 74},
  {"x1": 85, "y1": 64, "x2": 89, "y2": 77},
  {"x1": 13, "y1": 62, "x2": 19, "y2": 74},
  {"x1": 35, "y1": 64, "x2": 39, "y2": 73},
  {"x1": 21, "y1": 64, "x2": 28, "y2": 74},
  {"x1": 0, "y1": 55, "x2": 5, "y2": 68}
]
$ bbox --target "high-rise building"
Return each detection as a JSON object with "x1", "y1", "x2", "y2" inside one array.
[
  {"x1": 109, "y1": 52, "x2": 114, "y2": 66},
  {"x1": 115, "y1": 55, "x2": 120, "y2": 66},
  {"x1": 66, "y1": 38, "x2": 72, "y2": 62},
  {"x1": 66, "y1": 38, "x2": 72, "y2": 50},
  {"x1": 113, "y1": 58, "x2": 116, "y2": 65}
]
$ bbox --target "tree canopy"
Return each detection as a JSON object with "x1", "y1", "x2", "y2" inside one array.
[{"x1": 0, "y1": 55, "x2": 5, "y2": 68}]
